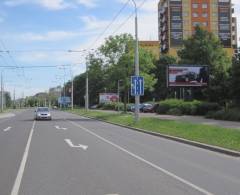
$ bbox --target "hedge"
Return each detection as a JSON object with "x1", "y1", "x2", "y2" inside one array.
[{"x1": 156, "y1": 99, "x2": 221, "y2": 116}]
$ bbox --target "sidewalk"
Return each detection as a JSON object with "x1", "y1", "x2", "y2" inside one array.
[{"x1": 94, "y1": 109, "x2": 240, "y2": 130}]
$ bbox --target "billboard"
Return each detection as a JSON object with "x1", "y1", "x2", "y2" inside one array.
[
  {"x1": 218, "y1": 0, "x2": 231, "y2": 47},
  {"x1": 167, "y1": 65, "x2": 209, "y2": 87},
  {"x1": 99, "y1": 93, "x2": 119, "y2": 104},
  {"x1": 58, "y1": 96, "x2": 71, "y2": 105},
  {"x1": 170, "y1": 0, "x2": 183, "y2": 47}
]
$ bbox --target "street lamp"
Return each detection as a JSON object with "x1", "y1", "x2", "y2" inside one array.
[
  {"x1": 117, "y1": 80, "x2": 123, "y2": 112},
  {"x1": 68, "y1": 49, "x2": 94, "y2": 112},
  {"x1": 130, "y1": 0, "x2": 140, "y2": 122}
]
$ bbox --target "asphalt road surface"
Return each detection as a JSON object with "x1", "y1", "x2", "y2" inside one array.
[{"x1": 0, "y1": 109, "x2": 240, "y2": 195}]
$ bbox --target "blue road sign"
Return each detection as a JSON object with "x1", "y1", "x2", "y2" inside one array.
[{"x1": 131, "y1": 76, "x2": 144, "y2": 96}]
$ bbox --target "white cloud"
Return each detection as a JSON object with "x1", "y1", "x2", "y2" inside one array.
[
  {"x1": 75, "y1": 0, "x2": 97, "y2": 8},
  {"x1": 117, "y1": 0, "x2": 158, "y2": 12},
  {"x1": 4, "y1": 0, "x2": 97, "y2": 10},
  {"x1": 19, "y1": 31, "x2": 79, "y2": 41}
]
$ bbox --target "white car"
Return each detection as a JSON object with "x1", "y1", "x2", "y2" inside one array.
[{"x1": 34, "y1": 107, "x2": 52, "y2": 120}]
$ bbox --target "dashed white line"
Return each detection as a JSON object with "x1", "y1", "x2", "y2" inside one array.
[
  {"x1": 10, "y1": 120, "x2": 36, "y2": 195},
  {"x1": 68, "y1": 120, "x2": 214, "y2": 195}
]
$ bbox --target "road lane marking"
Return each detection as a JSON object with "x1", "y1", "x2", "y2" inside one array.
[
  {"x1": 64, "y1": 139, "x2": 88, "y2": 150},
  {"x1": 3, "y1": 126, "x2": 12, "y2": 132},
  {"x1": 11, "y1": 120, "x2": 36, "y2": 195},
  {"x1": 55, "y1": 125, "x2": 67, "y2": 130},
  {"x1": 68, "y1": 120, "x2": 214, "y2": 195}
]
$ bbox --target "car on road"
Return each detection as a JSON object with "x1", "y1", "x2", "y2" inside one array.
[{"x1": 34, "y1": 107, "x2": 52, "y2": 120}]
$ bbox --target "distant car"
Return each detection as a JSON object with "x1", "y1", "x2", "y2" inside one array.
[
  {"x1": 90, "y1": 104, "x2": 98, "y2": 109},
  {"x1": 142, "y1": 104, "x2": 153, "y2": 113},
  {"x1": 142, "y1": 103, "x2": 159, "y2": 113},
  {"x1": 140, "y1": 103, "x2": 153, "y2": 112},
  {"x1": 130, "y1": 104, "x2": 145, "y2": 112},
  {"x1": 34, "y1": 107, "x2": 52, "y2": 120}
]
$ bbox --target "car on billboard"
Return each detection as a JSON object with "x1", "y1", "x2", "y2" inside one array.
[{"x1": 168, "y1": 65, "x2": 208, "y2": 87}]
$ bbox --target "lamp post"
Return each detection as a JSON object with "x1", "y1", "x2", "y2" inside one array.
[
  {"x1": 1, "y1": 71, "x2": 3, "y2": 112},
  {"x1": 117, "y1": 80, "x2": 122, "y2": 112},
  {"x1": 130, "y1": 0, "x2": 140, "y2": 122},
  {"x1": 68, "y1": 49, "x2": 94, "y2": 111}
]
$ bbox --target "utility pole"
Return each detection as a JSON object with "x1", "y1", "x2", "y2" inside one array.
[
  {"x1": 131, "y1": 0, "x2": 140, "y2": 122},
  {"x1": 13, "y1": 88, "x2": 15, "y2": 109},
  {"x1": 85, "y1": 63, "x2": 89, "y2": 112},
  {"x1": 71, "y1": 76, "x2": 74, "y2": 110}
]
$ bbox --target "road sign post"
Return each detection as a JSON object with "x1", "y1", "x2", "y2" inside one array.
[
  {"x1": 131, "y1": 76, "x2": 144, "y2": 96},
  {"x1": 131, "y1": 76, "x2": 144, "y2": 122}
]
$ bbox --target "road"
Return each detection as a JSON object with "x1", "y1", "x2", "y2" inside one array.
[{"x1": 0, "y1": 109, "x2": 239, "y2": 195}]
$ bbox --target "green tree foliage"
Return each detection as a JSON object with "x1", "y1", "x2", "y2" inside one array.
[
  {"x1": 82, "y1": 33, "x2": 156, "y2": 110},
  {"x1": 178, "y1": 26, "x2": 231, "y2": 103},
  {"x1": 4, "y1": 93, "x2": 12, "y2": 108},
  {"x1": 231, "y1": 57, "x2": 240, "y2": 106},
  {"x1": 154, "y1": 55, "x2": 177, "y2": 100}
]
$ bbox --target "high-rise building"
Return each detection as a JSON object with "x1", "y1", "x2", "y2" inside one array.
[{"x1": 158, "y1": 0, "x2": 236, "y2": 56}]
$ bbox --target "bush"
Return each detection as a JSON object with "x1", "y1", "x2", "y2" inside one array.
[
  {"x1": 196, "y1": 102, "x2": 221, "y2": 115},
  {"x1": 206, "y1": 109, "x2": 240, "y2": 121},
  {"x1": 156, "y1": 99, "x2": 221, "y2": 116},
  {"x1": 167, "y1": 108, "x2": 182, "y2": 116}
]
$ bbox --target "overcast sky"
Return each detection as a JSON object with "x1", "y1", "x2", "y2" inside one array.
[{"x1": 0, "y1": 0, "x2": 239, "y2": 98}]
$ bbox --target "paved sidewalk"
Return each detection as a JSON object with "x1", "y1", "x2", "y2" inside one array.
[{"x1": 94, "y1": 109, "x2": 240, "y2": 130}]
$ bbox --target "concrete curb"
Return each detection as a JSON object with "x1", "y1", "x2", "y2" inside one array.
[{"x1": 76, "y1": 113, "x2": 240, "y2": 157}]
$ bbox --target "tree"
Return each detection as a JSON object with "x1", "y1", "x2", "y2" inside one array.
[
  {"x1": 85, "y1": 33, "x2": 156, "y2": 111},
  {"x1": 154, "y1": 55, "x2": 177, "y2": 100},
  {"x1": 178, "y1": 26, "x2": 231, "y2": 103},
  {"x1": 5, "y1": 92, "x2": 11, "y2": 108},
  {"x1": 231, "y1": 57, "x2": 240, "y2": 106}
]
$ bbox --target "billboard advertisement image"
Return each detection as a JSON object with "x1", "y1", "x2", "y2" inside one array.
[
  {"x1": 168, "y1": 65, "x2": 209, "y2": 87},
  {"x1": 99, "y1": 93, "x2": 119, "y2": 104}
]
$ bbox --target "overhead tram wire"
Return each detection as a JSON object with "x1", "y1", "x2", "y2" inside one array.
[
  {"x1": 111, "y1": 0, "x2": 148, "y2": 35},
  {"x1": 87, "y1": 0, "x2": 131, "y2": 50}
]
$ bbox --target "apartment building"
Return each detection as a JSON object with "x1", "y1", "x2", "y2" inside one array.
[{"x1": 158, "y1": 0, "x2": 235, "y2": 56}]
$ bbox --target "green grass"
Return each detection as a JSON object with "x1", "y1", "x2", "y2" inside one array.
[{"x1": 68, "y1": 109, "x2": 240, "y2": 152}]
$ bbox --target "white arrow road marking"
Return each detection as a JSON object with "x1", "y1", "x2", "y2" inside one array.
[
  {"x1": 64, "y1": 139, "x2": 88, "y2": 150},
  {"x1": 68, "y1": 120, "x2": 214, "y2": 195},
  {"x1": 3, "y1": 127, "x2": 12, "y2": 132},
  {"x1": 55, "y1": 125, "x2": 67, "y2": 130}
]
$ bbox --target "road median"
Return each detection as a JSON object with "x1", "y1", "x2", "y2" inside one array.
[{"x1": 67, "y1": 109, "x2": 240, "y2": 157}]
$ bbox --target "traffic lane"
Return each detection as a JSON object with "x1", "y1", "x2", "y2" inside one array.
[
  {"x1": 19, "y1": 114, "x2": 204, "y2": 195},
  {"x1": 0, "y1": 110, "x2": 35, "y2": 195},
  {"x1": 60, "y1": 111, "x2": 240, "y2": 195}
]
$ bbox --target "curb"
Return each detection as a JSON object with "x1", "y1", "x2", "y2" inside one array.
[{"x1": 69, "y1": 112, "x2": 240, "y2": 157}]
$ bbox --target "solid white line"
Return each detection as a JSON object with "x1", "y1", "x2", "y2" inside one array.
[
  {"x1": 10, "y1": 120, "x2": 36, "y2": 195},
  {"x1": 3, "y1": 126, "x2": 12, "y2": 132},
  {"x1": 68, "y1": 120, "x2": 214, "y2": 195}
]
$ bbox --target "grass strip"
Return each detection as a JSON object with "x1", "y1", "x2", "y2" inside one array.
[{"x1": 68, "y1": 109, "x2": 240, "y2": 152}]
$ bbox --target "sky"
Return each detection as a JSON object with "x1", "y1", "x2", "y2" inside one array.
[{"x1": 0, "y1": 0, "x2": 239, "y2": 99}]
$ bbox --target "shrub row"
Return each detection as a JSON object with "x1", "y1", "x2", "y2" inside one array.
[
  {"x1": 156, "y1": 99, "x2": 221, "y2": 116},
  {"x1": 98, "y1": 102, "x2": 126, "y2": 111},
  {"x1": 206, "y1": 109, "x2": 240, "y2": 121}
]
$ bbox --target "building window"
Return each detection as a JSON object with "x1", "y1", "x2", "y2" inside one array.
[
  {"x1": 202, "y1": 3, "x2": 208, "y2": 9},
  {"x1": 192, "y1": 3, "x2": 198, "y2": 8},
  {"x1": 202, "y1": 22, "x2": 208, "y2": 26},
  {"x1": 193, "y1": 22, "x2": 200, "y2": 27},
  {"x1": 193, "y1": 13, "x2": 198, "y2": 17},
  {"x1": 202, "y1": 13, "x2": 208, "y2": 18}
]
